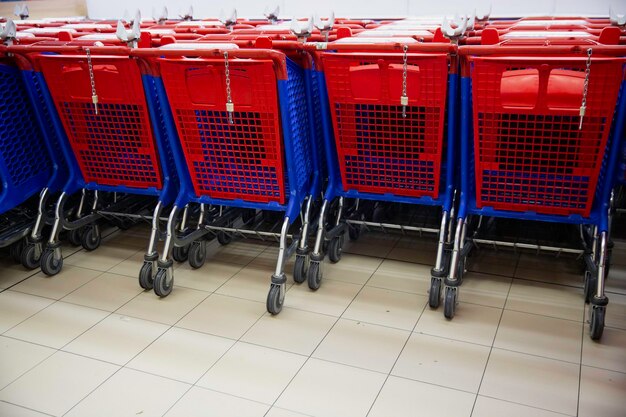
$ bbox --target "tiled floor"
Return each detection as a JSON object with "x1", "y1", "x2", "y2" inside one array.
[{"x1": 0, "y1": 227, "x2": 625, "y2": 417}]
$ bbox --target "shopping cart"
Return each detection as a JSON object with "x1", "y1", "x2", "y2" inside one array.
[
  {"x1": 132, "y1": 44, "x2": 318, "y2": 313},
  {"x1": 450, "y1": 42, "x2": 626, "y2": 340},
  {"x1": 10, "y1": 42, "x2": 180, "y2": 276},
  {"x1": 303, "y1": 38, "x2": 458, "y2": 296}
]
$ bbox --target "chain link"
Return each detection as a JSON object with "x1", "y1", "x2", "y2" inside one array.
[
  {"x1": 579, "y1": 48, "x2": 592, "y2": 130},
  {"x1": 224, "y1": 51, "x2": 234, "y2": 124},
  {"x1": 86, "y1": 48, "x2": 99, "y2": 115},
  {"x1": 401, "y1": 44, "x2": 409, "y2": 118}
]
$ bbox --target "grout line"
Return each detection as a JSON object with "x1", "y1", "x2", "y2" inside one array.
[
  {"x1": 0, "y1": 400, "x2": 57, "y2": 417},
  {"x1": 475, "y1": 394, "x2": 576, "y2": 417}
]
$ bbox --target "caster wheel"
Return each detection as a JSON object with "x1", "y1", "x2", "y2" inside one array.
[
  {"x1": 217, "y1": 231, "x2": 232, "y2": 246},
  {"x1": 307, "y1": 261, "x2": 322, "y2": 290},
  {"x1": 20, "y1": 244, "x2": 41, "y2": 270},
  {"x1": 589, "y1": 306, "x2": 605, "y2": 340},
  {"x1": 584, "y1": 270, "x2": 597, "y2": 304},
  {"x1": 348, "y1": 224, "x2": 361, "y2": 241},
  {"x1": 154, "y1": 268, "x2": 173, "y2": 297},
  {"x1": 138, "y1": 262, "x2": 154, "y2": 290},
  {"x1": 81, "y1": 226, "x2": 101, "y2": 251},
  {"x1": 172, "y1": 244, "x2": 190, "y2": 263},
  {"x1": 10, "y1": 240, "x2": 25, "y2": 263},
  {"x1": 443, "y1": 286, "x2": 457, "y2": 319},
  {"x1": 429, "y1": 277, "x2": 442, "y2": 309},
  {"x1": 328, "y1": 235, "x2": 343, "y2": 263},
  {"x1": 41, "y1": 249, "x2": 63, "y2": 276},
  {"x1": 293, "y1": 254, "x2": 307, "y2": 284},
  {"x1": 188, "y1": 241, "x2": 206, "y2": 269},
  {"x1": 68, "y1": 228, "x2": 83, "y2": 246},
  {"x1": 266, "y1": 284, "x2": 283, "y2": 315}
]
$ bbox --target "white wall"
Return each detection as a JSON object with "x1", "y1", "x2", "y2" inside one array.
[{"x1": 85, "y1": 0, "x2": 623, "y2": 20}]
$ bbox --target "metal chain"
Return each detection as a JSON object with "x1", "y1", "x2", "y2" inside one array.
[
  {"x1": 224, "y1": 51, "x2": 234, "y2": 124},
  {"x1": 401, "y1": 44, "x2": 409, "y2": 118},
  {"x1": 579, "y1": 48, "x2": 592, "y2": 130},
  {"x1": 86, "y1": 48, "x2": 99, "y2": 115}
]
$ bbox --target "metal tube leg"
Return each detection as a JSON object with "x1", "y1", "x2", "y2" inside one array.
[
  {"x1": 180, "y1": 205, "x2": 189, "y2": 231},
  {"x1": 447, "y1": 218, "x2": 465, "y2": 286},
  {"x1": 335, "y1": 197, "x2": 344, "y2": 227},
  {"x1": 433, "y1": 211, "x2": 450, "y2": 273},
  {"x1": 75, "y1": 189, "x2": 86, "y2": 219},
  {"x1": 312, "y1": 200, "x2": 329, "y2": 256},
  {"x1": 299, "y1": 197, "x2": 313, "y2": 250},
  {"x1": 160, "y1": 206, "x2": 179, "y2": 264},
  {"x1": 31, "y1": 188, "x2": 50, "y2": 241},
  {"x1": 274, "y1": 217, "x2": 290, "y2": 278},
  {"x1": 197, "y1": 204, "x2": 206, "y2": 229},
  {"x1": 48, "y1": 193, "x2": 68, "y2": 245},
  {"x1": 146, "y1": 202, "x2": 163, "y2": 257},
  {"x1": 596, "y1": 231, "x2": 608, "y2": 300}
]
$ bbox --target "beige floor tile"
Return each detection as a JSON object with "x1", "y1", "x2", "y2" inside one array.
[
  {"x1": 415, "y1": 302, "x2": 502, "y2": 346},
  {"x1": 0, "y1": 351, "x2": 118, "y2": 416},
  {"x1": 63, "y1": 314, "x2": 168, "y2": 365},
  {"x1": 5, "y1": 301, "x2": 108, "y2": 349},
  {"x1": 0, "y1": 257, "x2": 39, "y2": 290},
  {"x1": 604, "y1": 292, "x2": 626, "y2": 330},
  {"x1": 106, "y1": 250, "x2": 145, "y2": 278},
  {"x1": 606, "y1": 264, "x2": 626, "y2": 295},
  {"x1": 467, "y1": 249, "x2": 518, "y2": 277},
  {"x1": 582, "y1": 326, "x2": 626, "y2": 373},
  {"x1": 506, "y1": 279, "x2": 585, "y2": 322},
  {"x1": 515, "y1": 267, "x2": 583, "y2": 288},
  {"x1": 65, "y1": 368, "x2": 189, "y2": 417},
  {"x1": 284, "y1": 278, "x2": 362, "y2": 317},
  {"x1": 459, "y1": 272, "x2": 512, "y2": 308},
  {"x1": 386, "y1": 244, "x2": 437, "y2": 265},
  {"x1": 312, "y1": 318, "x2": 409, "y2": 373},
  {"x1": 342, "y1": 286, "x2": 427, "y2": 330},
  {"x1": 247, "y1": 246, "x2": 295, "y2": 273},
  {"x1": 216, "y1": 265, "x2": 291, "y2": 303},
  {"x1": 173, "y1": 260, "x2": 242, "y2": 293},
  {"x1": 61, "y1": 272, "x2": 143, "y2": 312},
  {"x1": 265, "y1": 408, "x2": 311, "y2": 417},
  {"x1": 480, "y1": 349, "x2": 579, "y2": 416},
  {"x1": 0, "y1": 401, "x2": 51, "y2": 417},
  {"x1": 494, "y1": 310, "x2": 583, "y2": 363},
  {"x1": 0, "y1": 336, "x2": 55, "y2": 390},
  {"x1": 198, "y1": 341, "x2": 306, "y2": 404},
  {"x1": 323, "y1": 253, "x2": 382, "y2": 285},
  {"x1": 366, "y1": 259, "x2": 431, "y2": 295},
  {"x1": 204, "y1": 240, "x2": 267, "y2": 266},
  {"x1": 164, "y1": 386, "x2": 269, "y2": 417},
  {"x1": 242, "y1": 308, "x2": 336, "y2": 355},
  {"x1": 343, "y1": 233, "x2": 398, "y2": 258},
  {"x1": 472, "y1": 396, "x2": 570, "y2": 417},
  {"x1": 177, "y1": 294, "x2": 265, "y2": 339},
  {"x1": 276, "y1": 358, "x2": 386, "y2": 417},
  {"x1": 368, "y1": 375, "x2": 475, "y2": 417},
  {"x1": 11, "y1": 265, "x2": 102, "y2": 300},
  {"x1": 116, "y1": 286, "x2": 208, "y2": 325},
  {"x1": 64, "y1": 245, "x2": 136, "y2": 271},
  {"x1": 392, "y1": 333, "x2": 490, "y2": 393},
  {"x1": 0, "y1": 291, "x2": 54, "y2": 334},
  {"x1": 128, "y1": 327, "x2": 234, "y2": 384},
  {"x1": 578, "y1": 365, "x2": 626, "y2": 417}
]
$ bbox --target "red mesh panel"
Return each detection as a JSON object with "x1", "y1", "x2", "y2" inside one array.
[
  {"x1": 322, "y1": 53, "x2": 449, "y2": 198},
  {"x1": 38, "y1": 55, "x2": 162, "y2": 189},
  {"x1": 158, "y1": 58, "x2": 285, "y2": 203},
  {"x1": 470, "y1": 57, "x2": 624, "y2": 217}
]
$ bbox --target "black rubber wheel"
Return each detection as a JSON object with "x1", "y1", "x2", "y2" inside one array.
[
  {"x1": 348, "y1": 224, "x2": 361, "y2": 241},
  {"x1": 217, "y1": 231, "x2": 232, "y2": 246},
  {"x1": 328, "y1": 235, "x2": 343, "y2": 263},
  {"x1": 41, "y1": 249, "x2": 63, "y2": 276},
  {"x1": 293, "y1": 254, "x2": 307, "y2": 284},
  {"x1": 153, "y1": 268, "x2": 173, "y2": 297},
  {"x1": 188, "y1": 241, "x2": 206, "y2": 269},
  {"x1": 172, "y1": 244, "x2": 190, "y2": 263},
  {"x1": 138, "y1": 262, "x2": 154, "y2": 290},
  {"x1": 81, "y1": 226, "x2": 101, "y2": 251},
  {"x1": 307, "y1": 261, "x2": 322, "y2": 290},
  {"x1": 584, "y1": 270, "x2": 597, "y2": 304},
  {"x1": 266, "y1": 284, "x2": 283, "y2": 315},
  {"x1": 20, "y1": 244, "x2": 41, "y2": 270},
  {"x1": 443, "y1": 286, "x2": 457, "y2": 319},
  {"x1": 68, "y1": 228, "x2": 83, "y2": 246},
  {"x1": 429, "y1": 277, "x2": 442, "y2": 309},
  {"x1": 589, "y1": 306, "x2": 605, "y2": 340},
  {"x1": 10, "y1": 240, "x2": 24, "y2": 263}
]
